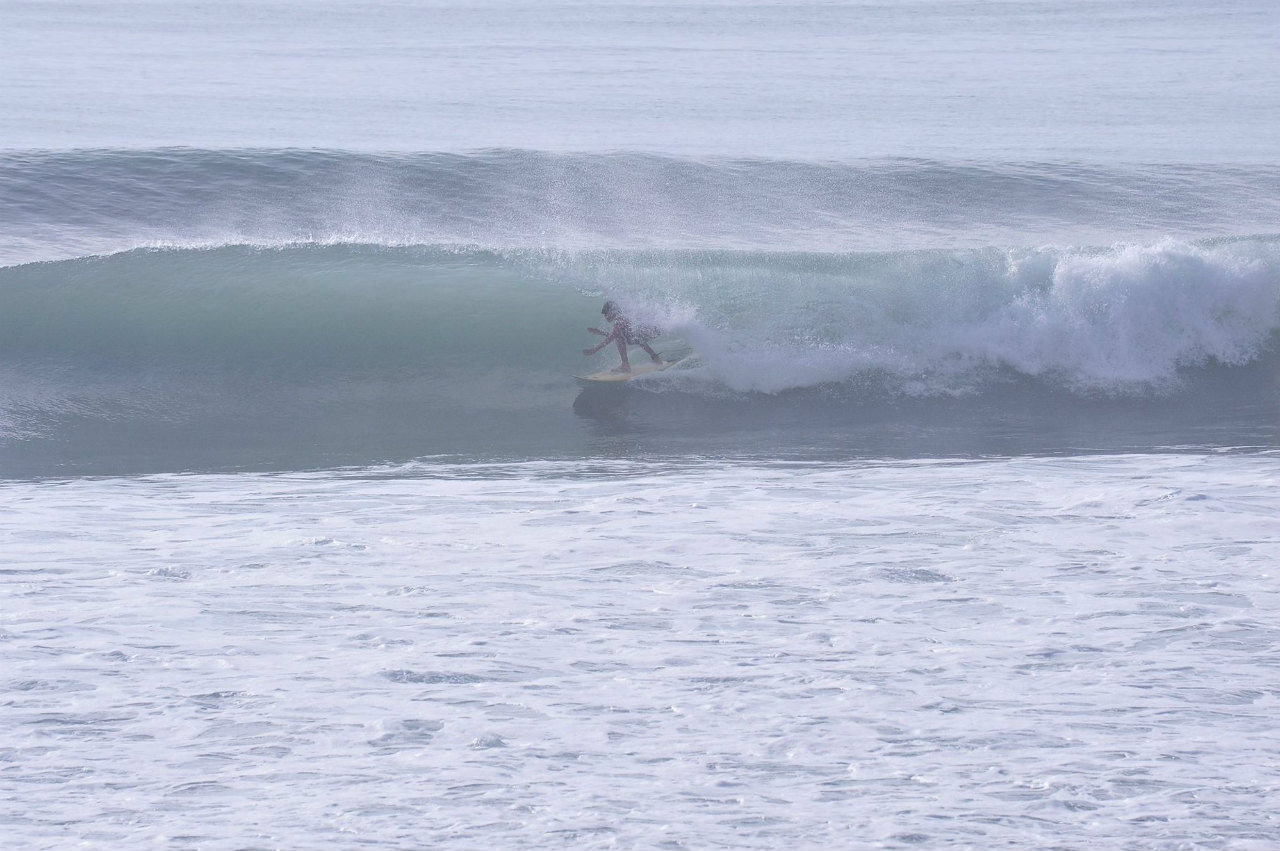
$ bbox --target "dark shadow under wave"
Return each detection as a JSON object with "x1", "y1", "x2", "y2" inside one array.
[
  {"x1": 573, "y1": 356, "x2": 1279, "y2": 461},
  {"x1": 2, "y1": 351, "x2": 1275, "y2": 478}
]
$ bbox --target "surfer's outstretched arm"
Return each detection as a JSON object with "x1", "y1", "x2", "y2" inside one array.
[{"x1": 583, "y1": 326, "x2": 619, "y2": 357}]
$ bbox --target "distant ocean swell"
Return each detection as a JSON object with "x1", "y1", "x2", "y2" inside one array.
[{"x1": 4, "y1": 149, "x2": 1280, "y2": 263}]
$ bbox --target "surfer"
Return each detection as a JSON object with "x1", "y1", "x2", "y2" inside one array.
[{"x1": 582, "y1": 301, "x2": 663, "y2": 373}]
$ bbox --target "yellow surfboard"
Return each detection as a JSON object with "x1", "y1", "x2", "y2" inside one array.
[{"x1": 576, "y1": 360, "x2": 674, "y2": 383}]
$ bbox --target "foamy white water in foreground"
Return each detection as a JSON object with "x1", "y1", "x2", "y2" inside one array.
[{"x1": 3, "y1": 453, "x2": 1277, "y2": 849}]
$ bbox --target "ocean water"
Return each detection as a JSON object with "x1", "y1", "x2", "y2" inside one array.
[{"x1": 2, "y1": 1, "x2": 1279, "y2": 849}]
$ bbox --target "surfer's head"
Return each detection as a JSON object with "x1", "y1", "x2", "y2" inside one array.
[{"x1": 602, "y1": 301, "x2": 618, "y2": 319}]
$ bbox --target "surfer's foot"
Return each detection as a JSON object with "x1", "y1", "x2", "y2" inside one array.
[
  {"x1": 611, "y1": 365, "x2": 631, "y2": 374},
  {"x1": 651, "y1": 356, "x2": 663, "y2": 364}
]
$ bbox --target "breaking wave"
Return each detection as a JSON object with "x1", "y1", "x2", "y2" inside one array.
[
  {"x1": 1, "y1": 238, "x2": 1276, "y2": 395},
  {"x1": 2, "y1": 148, "x2": 1278, "y2": 474}
]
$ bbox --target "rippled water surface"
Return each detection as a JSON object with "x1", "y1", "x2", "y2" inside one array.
[{"x1": 3, "y1": 455, "x2": 1277, "y2": 849}]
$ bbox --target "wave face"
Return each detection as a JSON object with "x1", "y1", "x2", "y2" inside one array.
[
  {"x1": 2, "y1": 149, "x2": 1278, "y2": 474},
  {"x1": 4, "y1": 238, "x2": 1277, "y2": 387},
  {"x1": 2, "y1": 239, "x2": 1278, "y2": 475}
]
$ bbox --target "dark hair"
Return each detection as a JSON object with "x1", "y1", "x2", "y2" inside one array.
[{"x1": 602, "y1": 300, "x2": 617, "y2": 315}]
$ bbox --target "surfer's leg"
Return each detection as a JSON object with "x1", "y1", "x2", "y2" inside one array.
[
  {"x1": 613, "y1": 337, "x2": 631, "y2": 372},
  {"x1": 640, "y1": 341, "x2": 662, "y2": 363}
]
